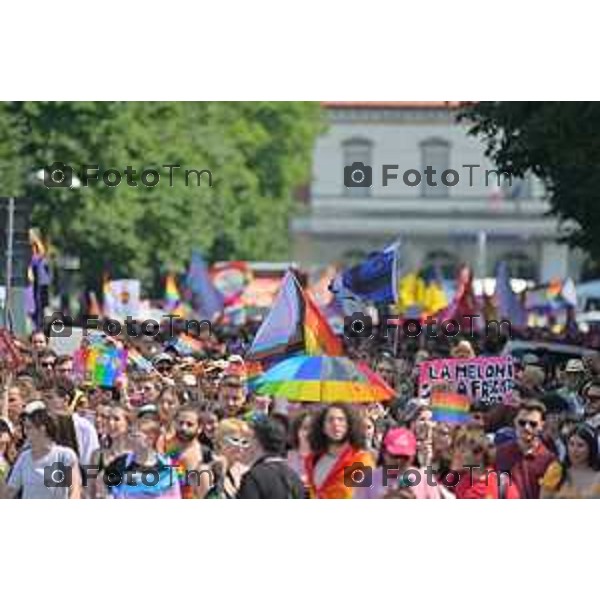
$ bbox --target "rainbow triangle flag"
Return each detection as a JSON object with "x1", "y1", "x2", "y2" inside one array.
[
  {"x1": 431, "y1": 391, "x2": 471, "y2": 424},
  {"x1": 304, "y1": 290, "x2": 343, "y2": 356},
  {"x1": 247, "y1": 270, "x2": 342, "y2": 363}
]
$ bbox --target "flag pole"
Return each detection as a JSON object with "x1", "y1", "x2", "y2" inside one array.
[{"x1": 394, "y1": 315, "x2": 401, "y2": 357}]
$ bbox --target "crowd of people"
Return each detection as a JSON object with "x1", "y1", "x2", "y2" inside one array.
[{"x1": 1, "y1": 320, "x2": 600, "y2": 500}]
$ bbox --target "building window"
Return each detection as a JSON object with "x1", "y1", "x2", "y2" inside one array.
[
  {"x1": 497, "y1": 252, "x2": 536, "y2": 280},
  {"x1": 421, "y1": 138, "x2": 450, "y2": 198},
  {"x1": 423, "y1": 250, "x2": 458, "y2": 280},
  {"x1": 343, "y1": 138, "x2": 372, "y2": 198}
]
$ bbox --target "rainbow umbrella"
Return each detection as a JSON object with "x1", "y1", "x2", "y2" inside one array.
[{"x1": 252, "y1": 355, "x2": 395, "y2": 403}]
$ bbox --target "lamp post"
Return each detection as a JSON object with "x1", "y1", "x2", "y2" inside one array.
[{"x1": 3, "y1": 196, "x2": 15, "y2": 329}]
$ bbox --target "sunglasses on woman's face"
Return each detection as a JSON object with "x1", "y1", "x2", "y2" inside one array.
[{"x1": 41, "y1": 362, "x2": 55, "y2": 369}]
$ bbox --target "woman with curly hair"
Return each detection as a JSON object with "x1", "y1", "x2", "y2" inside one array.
[
  {"x1": 540, "y1": 423, "x2": 600, "y2": 499},
  {"x1": 304, "y1": 404, "x2": 374, "y2": 499}
]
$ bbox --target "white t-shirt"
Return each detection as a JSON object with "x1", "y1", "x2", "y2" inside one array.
[
  {"x1": 7, "y1": 444, "x2": 78, "y2": 499},
  {"x1": 72, "y1": 413, "x2": 100, "y2": 466}
]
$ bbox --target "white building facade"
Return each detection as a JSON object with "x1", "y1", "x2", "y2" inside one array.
[{"x1": 292, "y1": 102, "x2": 579, "y2": 282}]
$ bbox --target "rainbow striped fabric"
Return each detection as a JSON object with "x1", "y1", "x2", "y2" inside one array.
[
  {"x1": 431, "y1": 391, "x2": 471, "y2": 423},
  {"x1": 128, "y1": 348, "x2": 154, "y2": 374},
  {"x1": 74, "y1": 345, "x2": 128, "y2": 387},
  {"x1": 171, "y1": 333, "x2": 203, "y2": 356},
  {"x1": 252, "y1": 355, "x2": 395, "y2": 403},
  {"x1": 164, "y1": 273, "x2": 181, "y2": 306}
]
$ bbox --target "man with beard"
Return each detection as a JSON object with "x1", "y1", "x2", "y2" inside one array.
[
  {"x1": 495, "y1": 400, "x2": 557, "y2": 499},
  {"x1": 166, "y1": 405, "x2": 211, "y2": 498}
]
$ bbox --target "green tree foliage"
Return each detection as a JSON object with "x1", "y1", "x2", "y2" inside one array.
[
  {"x1": 0, "y1": 101, "x2": 324, "y2": 292},
  {"x1": 460, "y1": 101, "x2": 600, "y2": 261}
]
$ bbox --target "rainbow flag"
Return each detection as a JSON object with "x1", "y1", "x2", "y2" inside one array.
[
  {"x1": 247, "y1": 270, "x2": 342, "y2": 363},
  {"x1": 304, "y1": 290, "x2": 343, "y2": 356},
  {"x1": 245, "y1": 360, "x2": 264, "y2": 386},
  {"x1": 74, "y1": 345, "x2": 128, "y2": 387},
  {"x1": 431, "y1": 391, "x2": 471, "y2": 424},
  {"x1": 171, "y1": 333, "x2": 203, "y2": 356},
  {"x1": 128, "y1": 348, "x2": 154, "y2": 374},
  {"x1": 164, "y1": 273, "x2": 181, "y2": 310}
]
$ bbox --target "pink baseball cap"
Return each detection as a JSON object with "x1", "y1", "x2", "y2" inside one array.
[{"x1": 383, "y1": 427, "x2": 417, "y2": 457}]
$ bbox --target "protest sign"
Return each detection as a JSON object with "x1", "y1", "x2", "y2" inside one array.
[
  {"x1": 419, "y1": 355, "x2": 514, "y2": 406},
  {"x1": 105, "y1": 279, "x2": 141, "y2": 320},
  {"x1": 74, "y1": 343, "x2": 128, "y2": 387}
]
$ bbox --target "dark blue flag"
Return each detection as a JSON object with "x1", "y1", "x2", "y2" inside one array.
[{"x1": 340, "y1": 243, "x2": 399, "y2": 304}]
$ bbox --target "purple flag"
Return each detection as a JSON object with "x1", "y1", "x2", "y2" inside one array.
[
  {"x1": 495, "y1": 261, "x2": 527, "y2": 329},
  {"x1": 184, "y1": 250, "x2": 224, "y2": 320}
]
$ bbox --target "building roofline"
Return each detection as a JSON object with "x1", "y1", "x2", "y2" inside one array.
[{"x1": 322, "y1": 101, "x2": 468, "y2": 110}]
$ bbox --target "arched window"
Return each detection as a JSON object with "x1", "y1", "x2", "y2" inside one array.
[
  {"x1": 343, "y1": 138, "x2": 372, "y2": 198},
  {"x1": 497, "y1": 252, "x2": 536, "y2": 280},
  {"x1": 423, "y1": 250, "x2": 459, "y2": 280},
  {"x1": 420, "y1": 138, "x2": 450, "y2": 198}
]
